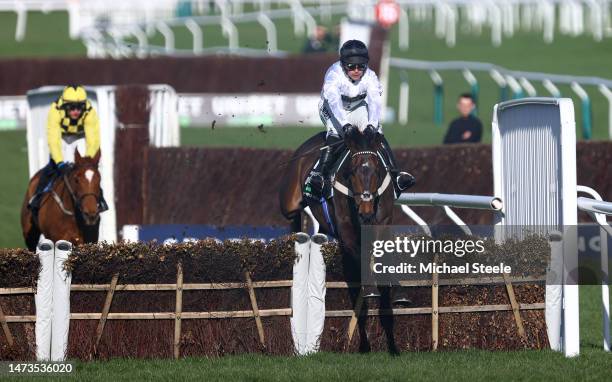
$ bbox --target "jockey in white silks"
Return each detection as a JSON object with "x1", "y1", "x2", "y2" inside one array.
[{"x1": 304, "y1": 39, "x2": 415, "y2": 200}]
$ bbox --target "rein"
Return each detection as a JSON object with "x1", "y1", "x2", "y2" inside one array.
[{"x1": 51, "y1": 184, "x2": 74, "y2": 216}]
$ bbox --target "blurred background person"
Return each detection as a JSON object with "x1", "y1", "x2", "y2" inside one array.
[
  {"x1": 443, "y1": 93, "x2": 482, "y2": 144},
  {"x1": 303, "y1": 25, "x2": 333, "y2": 53}
]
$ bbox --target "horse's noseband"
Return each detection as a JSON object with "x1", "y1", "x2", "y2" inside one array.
[{"x1": 351, "y1": 150, "x2": 378, "y2": 159}]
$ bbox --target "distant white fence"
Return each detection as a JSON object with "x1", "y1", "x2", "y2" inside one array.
[
  {"x1": 390, "y1": 57, "x2": 612, "y2": 139},
  {"x1": 3, "y1": 1, "x2": 610, "y2": 57},
  {"x1": 394, "y1": 0, "x2": 612, "y2": 48}
]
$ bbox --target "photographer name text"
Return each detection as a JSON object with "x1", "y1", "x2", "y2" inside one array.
[{"x1": 373, "y1": 262, "x2": 511, "y2": 275}]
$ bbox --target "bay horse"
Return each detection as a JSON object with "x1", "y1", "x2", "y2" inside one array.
[
  {"x1": 279, "y1": 127, "x2": 401, "y2": 352},
  {"x1": 21, "y1": 150, "x2": 104, "y2": 251}
]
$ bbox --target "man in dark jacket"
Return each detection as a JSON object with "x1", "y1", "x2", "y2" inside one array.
[{"x1": 443, "y1": 93, "x2": 482, "y2": 144}]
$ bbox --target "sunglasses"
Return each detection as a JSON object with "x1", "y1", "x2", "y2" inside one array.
[
  {"x1": 65, "y1": 102, "x2": 85, "y2": 111},
  {"x1": 344, "y1": 63, "x2": 367, "y2": 71}
]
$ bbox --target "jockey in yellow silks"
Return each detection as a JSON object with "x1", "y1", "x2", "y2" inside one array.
[
  {"x1": 47, "y1": 85, "x2": 100, "y2": 164},
  {"x1": 28, "y1": 85, "x2": 107, "y2": 213}
]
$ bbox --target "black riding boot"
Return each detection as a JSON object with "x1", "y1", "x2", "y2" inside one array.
[
  {"x1": 304, "y1": 135, "x2": 343, "y2": 200},
  {"x1": 379, "y1": 135, "x2": 416, "y2": 196},
  {"x1": 28, "y1": 162, "x2": 56, "y2": 212}
]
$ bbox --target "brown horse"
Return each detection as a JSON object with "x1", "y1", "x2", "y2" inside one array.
[
  {"x1": 21, "y1": 150, "x2": 103, "y2": 251},
  {"x1": 280, "y1": 128, "x2": 400, "y2": 352},
  {"x1": 280, "y1": 128, "x2": 395, "y2": 259}
]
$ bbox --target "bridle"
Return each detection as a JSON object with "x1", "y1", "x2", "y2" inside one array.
[
  {"x1": 54, "y1": 165, "x2": 102, "y2": 217},
  {"x1": 333, "y1": 150, "x2": 392, "y2": 202}
]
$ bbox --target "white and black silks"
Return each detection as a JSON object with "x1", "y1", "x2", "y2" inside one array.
[{"x1": 318, "y1": 61, "x2": 384, "y2": 138}]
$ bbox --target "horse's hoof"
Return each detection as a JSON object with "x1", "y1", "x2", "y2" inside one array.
[
  {"x1": 363, "y1": 292, "x2": 381, "y2": 299},
  {"x1": 294, "y1": 232, "x2": 310, "y2": 244},
  {"x1": 392, "y1": 297, "x2": 412, "y2": 306},
  {"x1": 391, "y1": 287, "x2": 412, "y2": 305},
  {"x1": 311, "y1": 233, "x2": 328, "y2": 245},
  {"x1": 362, "y1": 286, "x2": 380, "y2": 298}
]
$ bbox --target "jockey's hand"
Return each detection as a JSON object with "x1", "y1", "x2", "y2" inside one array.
[
  {"x1": 342, "y1": 123, "x2": 354, "y2": 135},
  {"x1": 365, "y1": 124, "x2": 377, "y2": 137},
  {"x1": 56, "y1": 161, "x2": 69, "y2": 176}
]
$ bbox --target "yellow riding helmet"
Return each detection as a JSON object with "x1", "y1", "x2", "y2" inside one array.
[{"x1": 61, "y1": 85, "x2": 87, "y2": 103}]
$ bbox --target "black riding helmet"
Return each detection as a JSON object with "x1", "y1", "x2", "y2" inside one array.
[{"x1": 340, "y1": 40, "x2": 369, "y2": 65}]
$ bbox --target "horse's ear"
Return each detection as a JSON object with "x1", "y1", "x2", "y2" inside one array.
[
  {"x1": 93, "y1": 150, "x2": 101, "y2": 165},
  {"x1": 75, "y1": 148, "x2": 82, "y2": 162}
]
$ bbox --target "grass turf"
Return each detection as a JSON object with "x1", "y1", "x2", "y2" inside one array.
[
  {"x1": 47, "y1": 349, "x2": 612, "y2": 381},
  {"x1": 0, "y1": 130, "x2": 29, "y2": 249},
  {"x1": 0, "y1": 11, "x2": 85, "y2": 57},
  {"x1": 2, "y1": 286, "x2": 610, "y2": 381}
]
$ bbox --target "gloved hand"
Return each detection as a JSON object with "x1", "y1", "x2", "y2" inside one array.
[
  {"x1": 364, "y1": 124, "x2": 377, "y2": 137},
  {"x1": 342, "y1": 123, "x2": 354, "y2": 135},
  {"x1": 56, "y1": 161, "x2": 69, "y2": 176}
]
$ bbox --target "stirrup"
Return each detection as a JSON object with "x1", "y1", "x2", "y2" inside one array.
[{"x1": 362, "y1": 285, "x2": 381, "y2": 299}]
